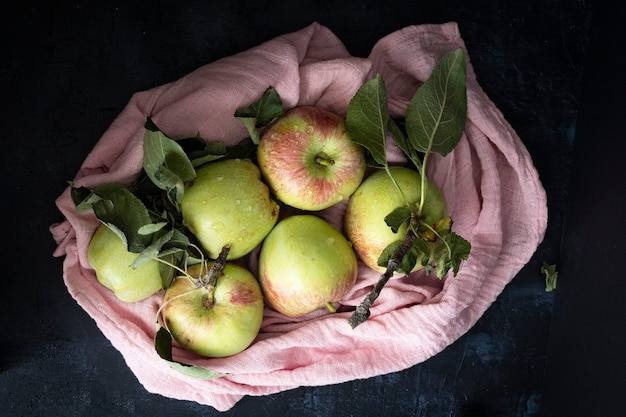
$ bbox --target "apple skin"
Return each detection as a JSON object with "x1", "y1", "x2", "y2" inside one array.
[
  {"x1": 257, "y1": 106, "x2": 366, "y2": 211},
  {"x1": 87, "y1": 224, "x2": 162, "y2": 302},
  {"x1": 344, "y1": 166, "x2": 448, "y2": 273},
  {"x1": 161, "y1": 262, "x2": 264, "y2": 358},
  {"x1": 181, "y1": 158, "x2": 280, "y2": 260},
  {"x1": 258, "y1": 214, "x2": 358, "y2": 317}
]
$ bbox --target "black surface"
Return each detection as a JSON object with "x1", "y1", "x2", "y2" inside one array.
[
  {"x1": 0, "y1": 1, "x2": 606, "y2": 416},
  {"x1": 540, "y1": 2, "x2": 626, "y2": 417}
]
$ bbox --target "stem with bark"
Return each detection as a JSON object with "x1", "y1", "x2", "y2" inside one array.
[
  {"x1": 348, "y1": 224, "x2": 418, "y2": 329},
  {"x1": 201, "y1": 244, "x2": 230, "y2": 308}
]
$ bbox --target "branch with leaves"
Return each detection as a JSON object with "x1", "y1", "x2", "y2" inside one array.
[{"x1": 344, "y1": 48, "x2": 472, "y2": 328}]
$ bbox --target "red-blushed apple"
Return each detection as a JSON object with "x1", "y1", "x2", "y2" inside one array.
[
  {"x1": 258, "y1": 214, "x2": 358, "y2": 317},
  {"x1": 256, "y1": 106, "x2": 366, "y2": 211},
  {"x1": 87, "y1": 224, "x2": 162, "y2": 302},
  {"x1": 344, "y1": 166, "x2": 448, "y2": 273},
  {"x1": 160, "y1": 262, "x2": 264, "y2": 358},
  {"x1": 181, "y1": 158, "x2": 279, "y2": 260}
]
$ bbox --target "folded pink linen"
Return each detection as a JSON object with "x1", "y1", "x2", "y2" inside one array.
[{"x1": 50, "y1": 22, "x2": 547, "y2": 411}]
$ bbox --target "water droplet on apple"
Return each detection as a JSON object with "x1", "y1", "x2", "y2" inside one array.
[
  {"x1": 244, "y1": 205, "x2": 253, "y2": 212},
  {"x1": 211, "y1": 222, "x2": 225, "y2": 231},
  {"x1": 215, "y1": 176, "x2": 224, "y2": 182},
  {"x1": 306, "y1": 125, "x2": 314, "y2": 134},
  {"x1": 326, "y1": 237, "x2": 335, "y2": 247},
  {"x1": 235, "y1": 199, "x2": 241, "y2": 205}
]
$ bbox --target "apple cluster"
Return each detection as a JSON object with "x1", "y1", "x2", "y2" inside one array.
[
  {"x1": 81, "y1": 50, "x2": 472, "y2": 360},
  {"x1": 84, "y1": 104, "x2": 451, "y2": 359},
  {"x1": 82, "y1": 106, "x2": 359, "y2": 358}
]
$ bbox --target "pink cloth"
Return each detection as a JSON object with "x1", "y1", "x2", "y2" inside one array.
[{"x1": 50, "y1": 22, "x2": 547, "y2": 411}]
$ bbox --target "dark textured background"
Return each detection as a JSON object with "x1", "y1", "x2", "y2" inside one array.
[{"x1": 2, "y1": 1, "x2": 623, "y2": 416}]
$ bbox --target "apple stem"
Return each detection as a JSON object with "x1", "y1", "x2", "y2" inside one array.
[
  {"x1": 202, "y1": 292, "x2": 214, "y2": 309},
  {"x1": 201, "y1": 244, "x2": 231, "y2": 308},
  {"x1": 315, "y1": 152, "x2": 335, "y2": 167}
]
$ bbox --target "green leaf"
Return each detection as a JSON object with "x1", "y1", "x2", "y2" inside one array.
[
  {"x1": 433, "y1": 216, "x2": 453, "y2": 236},
  {"x1": 90, "y1": 183, "x2": 153, "y2": 252},
  {"x1": 189, "y1": 153, "x2": 224, "y2": 168},
  {"x1": 541, "y1": 262, "x2": 558, "y2": 292},
  {"x1": 154, "y1": 326, "x2": 226, "y2": 379},
  {"x1": 364, "y1": 153, "x2": 387, "y2": 168},
  {"x1": 377, "y1": 240, "x2": 403, "y2": 269},
  {"x1": 130, "y1": 229, "x2": 175, "y2": 269},
  {"x1": 163, "y1": 228, "x2": 191, "y2": 251},
  {"x1": 130, "y1": 171, "x2": 162, "y2": 198},
  {"x1": 345, "y1": 74, "x2": 389, "y2": 167},
  {"x1": 130, "y1": 227, "x2": 190, "y2": 275},
  {"x1": 224, "y1": 137, "x2": 258, "y2": 160},
  {"x1": 176, "y1": 136, "x2": 207, "y2": 154},
  {"x1": 157, "y1": 246, "x2": 186, "y2": 258},
  {"x1": 413, "y1": 238, "x2": 432, "y2": 266},
  {"x1": 405, "y1": 48, "x2": 467, "y2": 157},
  {"x1": 144, "y1": 117, "x2": 161, "y2": 133},
  {"x1": 388, "y1": 118, "x2": 423, "y2": 172},
  {"x1": 384, "y1": 207, "x2": 412, "y2": 233},
  {"x1": 143, "y1": 124, "x2": 196, "y2": 198},
  {"x1": 376, "y1": 239, "x2": 421, "y2": 275},
  {"x1": 166, "y1": 184, "x2": 184, "y2": 208},
  {"x1": 447, "y1": 233, "x2": 471, "y2": 273},
  {"x1": 235, "y1": 86, "x2": 284, "y2": 144},
  {"x1": 158, "y1": 252, "x2": 177, "y2": 289},
  {"x1": 399, "y1": 242, "x2": 420, "y2": 275},
  {"x1": 432, "y1": 232, "x2": 471, "y2": 278},
  {"x1": 71, "y1": 186, "x2": 103, "y2": 213},
  {"x1": 189, "y1": 136, "x2": 263, "y2": 169},
  {"x1": 159, "y1": 230, "x2": 191, "y2": 288},
  {"x1": 203, "y1": 141, "x2": 227, "y2": 156},
  {"x1": 187, "y1": 141, "x2": 228, "y2": 168},
  {"x1": 138, "y1": 222, "x2": 167, "y2": 235}
]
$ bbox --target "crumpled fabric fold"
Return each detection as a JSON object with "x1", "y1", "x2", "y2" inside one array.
[{"x1": 49, "y1": 21, "x2": 547, "y2": 411}]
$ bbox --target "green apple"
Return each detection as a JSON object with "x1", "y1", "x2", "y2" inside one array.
[
  {"x1": 87, "y1": 224, "x2": 162, "y2": 302},
  {"x1": 161, "y1": 262, "x2": 264, "y2": 358},
  {"x1": 257, "y1": 106, "x2": 366, "y2": 211},
  {"x1": 258, "y1": 214, "x2": 358, "y2": 317},
  {"x1": 181, "y1": 158, "x2": 280, "y2": 260},
  {"x1": 344, "y1": 166, "x2": 448, "y2": 273}
]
